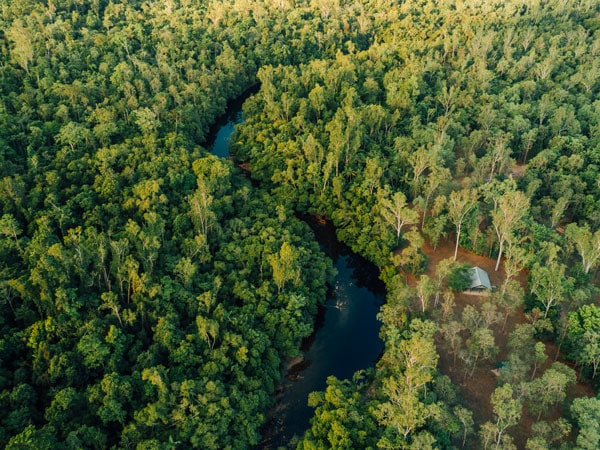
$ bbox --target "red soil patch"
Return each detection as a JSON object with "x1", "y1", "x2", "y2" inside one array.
[
  {"x1": 511, "y1": 163, "x2": 528, "y2": 178},
  {"x1": 414, "y1": 238, "x2": 595, "y2": 448}
]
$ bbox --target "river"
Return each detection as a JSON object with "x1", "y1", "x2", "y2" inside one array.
[
  {"x1": 205, "y1": 85, "x2": 259, "y2": 159},
  {"x1": 207, "y1": 90, "x2": 384, "y2": 448}
]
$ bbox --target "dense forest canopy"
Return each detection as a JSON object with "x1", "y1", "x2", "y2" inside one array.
[
  {"x1": 1, "y1": 0, "x2": 600, "y2": 449},
  {"x1": 0, "y1": 0, "x2": 341, "y2": 447}
]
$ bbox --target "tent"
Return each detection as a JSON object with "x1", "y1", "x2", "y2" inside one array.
[{"x1": 467, "y1": 266, "x2": 492, "y2": 290}]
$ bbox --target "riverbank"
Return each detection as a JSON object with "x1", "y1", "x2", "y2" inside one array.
[{"x1": 207, "y1": 94, "x2": 386, "y2": 449}]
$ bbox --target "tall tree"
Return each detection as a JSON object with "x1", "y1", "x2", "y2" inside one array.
[
  {"x1": 415, "y1": 275, "x2": 435, "y2": 313},
  {"x1": 567, "y1": 305, "x2": 600, "y2": 379},
  {"x1": 529, "y1": 257, "x2": 572, "y2": 319},
  {"x1": 267, "y1": 241, "x2": 300, "y2": 294},
  {"x1": 454, "y1": 406, "x2": 474, "y2": 449},
  {"x1": 376, "y1": 321, "x2": 440, "y2": 447},
  {"x1": 491, "y1": 189, "x2": 529, "y2": 271},
  {"x1": 479, "y1": 384, "x2": 522, "y2": 449},
  {"x1": 571, "y1": 397, "x2": 600, "y2": 450},
  {"x1": 417, "y1": 165, "x2": 451, "y2": 228},
  {"x1": 446, "y1": 188, "x2": 479, "y2": 261},
  {"x1": 378, "y1": 190, "x2": 419, "y2": 245},
  {"x1": 463, "y1": 327, "x2": 498, "y2": 378},
  {"x1": 526, "y1": 363, "x2": 576, "y2": 421},
  {"x1": 565, "y1": 223, "x2": 600, "y2": 274},
  {"x1": 188, "y1": 177, "x2": 215, "y2": 237},
  {"x1": 6, "y1": 19, "x2": 34, "y2": 75}
]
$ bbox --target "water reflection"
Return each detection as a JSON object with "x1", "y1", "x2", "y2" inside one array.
[
  {"x1": 206, "y1": 91, "x2": 384, "y2": 450},
  {"x1": 260, "y1": 226, "x2": 385, "y2": 448}
]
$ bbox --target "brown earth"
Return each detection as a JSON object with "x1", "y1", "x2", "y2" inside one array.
[
  {"x1": 511, "y1": 163, "x2": 528, "y2": 178},
  {"x1": 412, "y1": 238, "x2": 596, "y2": 448}
]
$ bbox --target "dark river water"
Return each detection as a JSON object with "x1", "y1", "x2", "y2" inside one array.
[
  {"x1": 207, "y1": 90, "x2": 384, "y2": 448},
  {"x1": 207, "y1": 108, "x2": 241, "y2": 158},
  {"x1": 263, "y1": 217, "x2": 385, "y2": 448},
  {"x1": 205, "y1": 85, "x2": 259, "y2": 158}
]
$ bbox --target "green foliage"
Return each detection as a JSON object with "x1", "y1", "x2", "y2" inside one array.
[
  {"x1": 298, "y1": 373, "x2": 378, "y2": 450},
  {"x1": 567, "y1": 305, "x2": 600, "y2": 379},
  {"x1": 479, "y1": 384, "x2": 522, "y2": 449},
  {"x1": 571, "y1": 396, "x2": 600, "y2": 450},
  {"x1": 374, "y1": 320, "x2": 442, "y2": 447},
  {"x1": 1, "y1": 0, "x2": 374, "y2": 443},
  {"x1": 525, "y1": 362, "x2": 577, "y2": 421},
  {"x1": 445, "y1": 263, "x2": 472, "y2": 292},
  {"x1": 2, "y1": 0, "x2": 600, "y2": 448}
]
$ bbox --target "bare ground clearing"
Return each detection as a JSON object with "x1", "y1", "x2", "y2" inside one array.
[{"x1": 411, "y1": 238, "x2": 595, "y2": 448}]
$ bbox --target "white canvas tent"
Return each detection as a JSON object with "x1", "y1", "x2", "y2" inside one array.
[{"x1": 468, "y1": 266, "x2": 492, "y2": 290}]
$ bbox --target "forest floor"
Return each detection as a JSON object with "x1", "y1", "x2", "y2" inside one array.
[{"x1": 415, "y1": 238, "x2": 596, "y2": 448}]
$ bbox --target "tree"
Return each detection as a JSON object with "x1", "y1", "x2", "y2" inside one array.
[
  {"x1": 408, "y1": 146, "x2": 434, "y2": 197},
  {"x1": 526, "y1": 362, "x2": 576, "y2": 421},
  {"x1": 571, "y1": 397, "x2": 600, "y2": 450},
  {"x1": 378, "y1": 190, "x2": 419, "y2": 245},
  {"x1": 453, "y1": 406, "x2": 474, "y2": 449},
  {"x1": 445, "y1": 263, "x2": 472, "y2": 291},
  {"x1": 530, "y1": 341, "x2": 548, "y2": 380},
  {"x1": 520, "y1": 128, "x2": 538, "y2": 163},
  {"x1": 397, "y1": 326, "x2": 439, "y2": 395},
  {"x1": 376, "y1": 321, "x2": 440, "y2": 446},
  {"x1": 415, "y1": 275, "x2": 435, "y2": 313},
  {"x1": 440, "y1": 321, "x2": 464, "y2": 367},
  {"x1": 96, "y1": 373, "x2": 133, "y2": 425},
  {"x1": 494, "y1": 279, "x2": 524, "y2": 332},
  {"x1": 299, "y1": 374, "x2": 377, "y2": 450},
  {"x1": 6, "y1": 19, "x2": 34, "y2": 76},
  {"x1": 5, "y1": 424, "x2": 59, "y2": 450},
  {"x1": 57, "y1": 122, "x2": 90, "y2": 152},
  {"x1": 461, "y1": 305, "x2": 483, "y2": 331},
  {"x1": 77, "y1": 329, "x2": 111, "y2": 370},
  {"x1": 423, "y1": 197, "x2": 447, "y2": 250},
  {"x1": 188, "y1": 177, "x2": 215, "y2": 236},
  {"x1": 439, "y1": 290, "x2": 456, "y2": 323},
  {"x1": 491, "y1": 189, "x2": 529, "y2": 271},
  {"x1": 431, "y1": 257, "x2": 454, "y2": 308},
  {"x1": 0, "y1": 214, "x2": 22, "y2": 252},
  {"x1": 375, "y1": 388, "x2": 437, "y2": 447},
  {"x1": 494, "y1": 242, "x2": 527, "y2": 331},
  {"x1": 479, "y1": 384, "x2": 522, "y2": 449},
  {"x1": 267, "y1": 241, "x2": 300, "y2": 294},
  {"x1": 526, "y1": 419, "x2": 571, "y2": 449},
  {"x1": 389, "y1": 228, "x2": 427, "y2": 275},
  {"x1": 446, "y1": 189, "x2": 479, "y2": 261},
  {"x1": 550, "y1": 195, "x2": 571, "y2": 229},
  {"x1": 529, "y1": 258, "x2": 572, "y2": 319},
  {"x1": 99, "y1": 291, "x2": 123, "y2": 328},
  {"x1": 565, "y1": 223, "x2": 600, "y2": 274},
  {"x1": 502, "y1": 243, "x2": 529, "y2": 285},
  {"x1": 418, "y1": 166, "x2": 451, "y2": 228},
  {"x1": 482, "y1": 133, "x2": 513, "y2": 182},
  {"x1": 567, "y1": 305, "x2": 600, "y2": 379},
  {"x1": 438, "y1": 82, "x2": 458, "y2": 115},
  {"x1": 463, "y1": 327, "x2": 498, "y2": 378},
  {"x1": 361, "y1": 156, "x2": 384, "y2": 196},
  {"x1": 480, "y1": 302, "x2": 501, "y2": 329}
]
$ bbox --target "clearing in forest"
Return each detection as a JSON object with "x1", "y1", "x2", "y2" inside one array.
[{"x1": 416, "y1": 238, "x2": 595, "y2": 448}]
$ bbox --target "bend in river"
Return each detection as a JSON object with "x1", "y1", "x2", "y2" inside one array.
[
  {"x1": 205, "y1": 84, "x2": 259, "y2": 158},
  {"x1": 262, "y1": 217, "x2": 385, "y2": 448},
  {"x1": 206, "y1": 91, "x2": 385, "y2": 449}
]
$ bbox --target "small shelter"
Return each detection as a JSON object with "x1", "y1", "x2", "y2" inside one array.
[{"x1": 467, "y1": 266, "x2": 492, "y2": 291}]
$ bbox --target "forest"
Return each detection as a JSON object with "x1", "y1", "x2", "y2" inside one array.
[{"x1": 1, "y1": 0, "x2": 600, "y2": 449}]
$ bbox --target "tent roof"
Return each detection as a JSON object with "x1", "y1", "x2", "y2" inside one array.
[{"x1": 468, "y1": 266, "x2": 492, "y2": 290}]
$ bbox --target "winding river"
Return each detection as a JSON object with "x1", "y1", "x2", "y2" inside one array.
[{"x1": 207, "y1": 90, "x2": 384, "y2": 448}]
